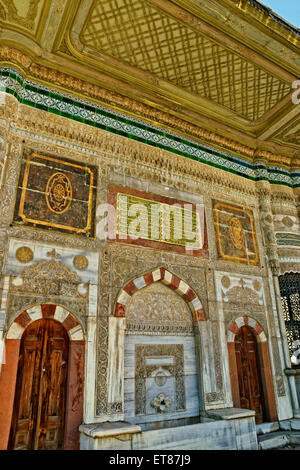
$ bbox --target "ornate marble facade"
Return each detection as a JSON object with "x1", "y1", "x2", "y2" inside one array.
[{"x1": 0, "y1": 0, "x2": 299, "y2": 451}]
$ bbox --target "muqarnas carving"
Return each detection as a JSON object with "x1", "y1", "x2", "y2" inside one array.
[
  {"x1": 13, "y1": 152, "x2": 97, "y2": 236},
  {"x1": 213, "y1": 201, "x2": 259, "y2": 265}
]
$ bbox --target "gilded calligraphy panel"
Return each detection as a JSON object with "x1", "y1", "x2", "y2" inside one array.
[{"x1": 213, "y1": 201, "x2": 259, "y2": 265}]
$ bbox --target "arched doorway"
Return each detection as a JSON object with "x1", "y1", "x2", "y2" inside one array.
[
  {"x1": 234, "y1": 326, "x2": 266, "y2": 424},
  {"x1": 227, "y1": 316, "x2": 277, "y2": 423},
  {"x1": 9, "y1": 319, "x2": 69, "y2": 450},
  {"x1": 0, "y1": 304, "x2": 85, "y2": 450}
]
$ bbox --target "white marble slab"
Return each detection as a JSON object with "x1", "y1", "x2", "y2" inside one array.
[
  {"x1": 6, "y1": 238, "x2": 99, "y2": 284},
  {"x1": 124, "y1": 333, "x2": 200, "y2": 424}
]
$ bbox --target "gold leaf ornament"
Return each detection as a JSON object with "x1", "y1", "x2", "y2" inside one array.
[
  {"x1": 46, "y1": 172, "x2": 72, "y2": 214},
  {"x1": 229, "y1": 217, "x2": 245, "y2": 250},
  {"x1": 16, "y1": 246, "x2": 33, "y2": 263}
]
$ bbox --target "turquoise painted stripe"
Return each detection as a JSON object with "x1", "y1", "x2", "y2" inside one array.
[
  {"x1": 0, "y1": 67, "x2": 299, "y2": 188},
  {"x1": 276, "y1": 233, "x2": 300, "y2": 246}
]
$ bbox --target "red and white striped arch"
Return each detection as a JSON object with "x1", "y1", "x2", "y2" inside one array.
[
  {"x1": 226, "y1": 314, "x2": 278, "y2": 422},
  {"x1": 6, "y1": 304, "x2": 84, "y2": 340},
  {"x1": 114, "y1": 267, "x2": 206, "y2": 322},
  {"x1": 227, "y1": 315, "x2": 267, "y2": 343}
]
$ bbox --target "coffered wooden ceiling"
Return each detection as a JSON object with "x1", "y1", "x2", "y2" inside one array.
[{"x1": 1, "y1": 0, "x2": 300, "y2": 165}]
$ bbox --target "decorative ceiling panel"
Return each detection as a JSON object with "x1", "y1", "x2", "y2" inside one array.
[
  {"x1": 80, "y1": 0, "x2": 291, "y2": 121},
  {"x1": 0, "y1": 0, "x2": 47, "y2": 36},
  {"x1": 274, "y1": 117, "x2": 300, "y2": 147}
]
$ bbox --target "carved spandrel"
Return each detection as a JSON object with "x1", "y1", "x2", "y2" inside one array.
[
  {"x1": 9, "y1": 258, "x2": 89, "y2": 299},
  {"x1": 126, "y1": 282, "x2": 193, "y2": 335}
]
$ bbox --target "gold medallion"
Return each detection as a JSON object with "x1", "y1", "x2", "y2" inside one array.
[
  {"x1": 16, "y1": 246, "x2": 33, "y2": 263},
  {"x1": 73, "y1": 255, "x2": 89, "y2": 271},
  {"x1": 46, "y1": 172, "x2": 72, "y2": 214},
  {"x1": 221, "y1": 275, "x2": 231, "y2": 289},
  {"x1": 229, "y1": 217, "x2": 244, "y2": 250}
]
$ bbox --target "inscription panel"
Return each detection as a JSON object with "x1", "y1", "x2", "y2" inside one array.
[
  {"x1": 108, "y1": 184, "x2": 208, "y2": 257},
  {"x1": 13, "y1": 152, "x2": 97, "y2": 236},
  {"x1": 213, "y1": 201, "x2": 259, "y2": 265}
]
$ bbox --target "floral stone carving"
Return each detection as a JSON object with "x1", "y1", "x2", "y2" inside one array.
[
  {"x1": 150, "y1": 393, "x2": 172, "y2": 413},
  {"x1": 11, "y1": 258, "x2": 87, "y2": 298}
]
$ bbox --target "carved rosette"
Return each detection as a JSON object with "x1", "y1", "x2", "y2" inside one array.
[
  {"x1": 46, "y1": 172, "x2": 72, "y2": 214},
  {"x1": 150, "y1": 393, "x2": 172, "y2": 413},
  {"x1": 73, "y1": 255, "x2": 89, "y2": 271},
  {"x1": 15, "y1": 246, "x2": 33, "y2": 263}
]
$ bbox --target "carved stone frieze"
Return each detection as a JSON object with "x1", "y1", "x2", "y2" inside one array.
[
  {"x1": 270, "y1": 336, "x2": 286, "y2": 397},
  {"x1": 9, "y1": 258, "x2": 89, "y2": 299},
  {"x1": 0, "y1": 95, "x2": 260, "y2": 201},
  {"x1": 205, "y1": 392, "x2": 224, "y2": 403},
  {"x1": 2, "y1": 44, "x2": 300, "y2": 176},
  {"x1": 95, "y1": 315, "x2": 109, "y2": 415},
  {"x1": 256, "y1": 182, "x2": 280, "y2": 273},
  {"x1": 126, "y1": 282, "x2": 193, "y2": 335},
  {"x1": 8, "y1": 227, "x2": 101, "y2": 251},
  {"x1": 211, "y1": 321, "x2": 223, "y2": 393},
  {"x1": 279, "y1": 262, "x2": 300, "y2": 275},
  {"x1": 0, "y1": 135, "x2": 8, "y2": 190}
]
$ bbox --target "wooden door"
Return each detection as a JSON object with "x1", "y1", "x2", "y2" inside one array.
[
  {"x1": 9, "y1": 319, "x2": 69, "y2": 450},
  {"x1": 235, "y1": 326, "x2": 265, "y2": 424}
]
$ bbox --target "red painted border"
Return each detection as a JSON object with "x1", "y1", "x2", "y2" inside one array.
[{"x1": 108, "y1": 184, "x2": 209, "y2": 257}]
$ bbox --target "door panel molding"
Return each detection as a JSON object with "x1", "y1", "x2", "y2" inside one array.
[
  {"x1": 9, "y1": 319, "x2": 69, "y2": 450},
  {"x1": 227, "y1": 315, "x2": 278, "y2": 423},
  {"x1": 234, "y1": 326, "x2": 265, "y2": 423},
  {"x1": 0, "y1": 304, "x2": 85, "y2": 450}
]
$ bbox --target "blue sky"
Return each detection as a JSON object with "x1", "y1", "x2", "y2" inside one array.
[{"x1": 260, "y1": 1, "x2": 300, "y2": 28}]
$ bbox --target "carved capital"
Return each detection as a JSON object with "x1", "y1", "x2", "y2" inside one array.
[{"x1": 269, "y1": 258, "x2": 280, "y2": 276}]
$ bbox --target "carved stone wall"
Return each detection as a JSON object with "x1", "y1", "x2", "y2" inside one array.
[
  {"x1": 123, "y1": 282, "x2": 200, "y2": 425},
  {"x1": 214, "y1": 270, "x2": 287, "y2": 401},
  {"x1": 0, "y1": 86, "x2": 297, "y2": 425},
  {"x1": 95, "y1": 241, "x2": 210, "y2": 415},
  {"x1": 1, "y1": 237, "x2": 99, "y2": 342},
  {"x1": 126, "y1": 282, "x2": 193, "y2": 335}
]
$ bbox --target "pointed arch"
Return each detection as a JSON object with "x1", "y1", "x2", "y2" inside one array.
[
  {"x1": 227, "y1": 315, "x2": 267, "y2": 343},
  {"x1": 114, "y1": 267, "x2": 206, "y2": 321},
  {"x1": 227, "y1": 314, "x2": 277, "y2": 422},
  {"x1": 0, "y1": 303, "x2": 85, "y2": 450},
  {"x1": 5, "y1": 303, "x2": 84, "y2": 341},
  {"x1": 107, "y1": 267, "x2": 208, "y2": 421}
]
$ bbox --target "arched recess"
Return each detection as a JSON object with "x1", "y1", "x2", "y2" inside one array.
[
  {"x1": 0, "y1": 304, "x2": 85, "y2": 450},
  {"x1": 227, "y1": 315, "x2": 277, "y2": 423},
  {"x1": 107, "y1": 267, "x2": 211, "y2": 423},
  {"x1": 114, "y1": 267, "x2": 206, "y2": 321}
]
